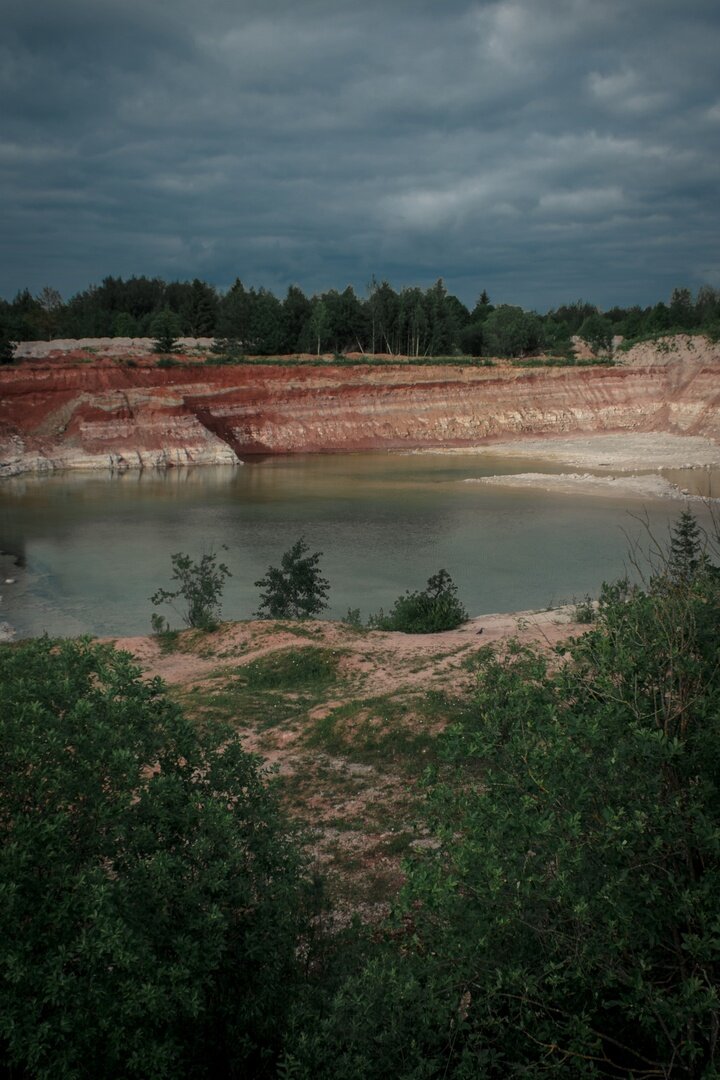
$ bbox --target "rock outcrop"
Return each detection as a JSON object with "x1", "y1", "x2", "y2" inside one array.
[{"x1": 1, "y1": 344, "x2": 719, "y2": 477}]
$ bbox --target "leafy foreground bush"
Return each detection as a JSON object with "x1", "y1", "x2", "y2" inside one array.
[
  {"x1": 288, "y1": 517, "x2": 720, "y2": 1077},
  {"x1": 0, "y1": 637, "x2": 310, "y2": 1080},
  {"x1": 369, "y1": 569, "x2": 468, "y2": 633}
]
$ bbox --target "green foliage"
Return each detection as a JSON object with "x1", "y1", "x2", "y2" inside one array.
[
  {"x1": 457, "y1": 321, "x2": 485, "y2": 356},
  {"x1": 0, "y1": 636, "x2": 309, "y2": 1079},
  {"x1": 240, "y1": 646, "x2": 342, "y2": 691},
  {"x1": 151, "y1": 549, "x2": 231, "y2": 631},
  {"x1": 579, "y1": 311, "x2": 613, "y2": 354},
  {"x1": 482, "y1": 304, "x2": 543, "y2": 358},
  {"x1": 343, "y1": 607, "x2": 363, "y2": 630},
  {"x1": 255, "y1": 537, "x2": 330, "y2": 619},
  {"x1": 4, "y1": 273, "x2": 720, "y2": 355},
  {"x1": 178, "y1": 646, "x2": 345, "y2": 734},
  {"x1": 150, "y1": 307, "x2": 182, "y2": 353},
  {"x1": 573, "y1": 592, "x2": 596, "y2": 622},
  {"x1": 111, "y1": 310, "x2": 140, "y2": 336},
  {"x1": 0, "y1": 333, "x2": 17, "y2": 365},
  {"x1": 302, "y1": 519, "x2": 720, "y2": 1077},
  {"x1": 368, "y1": 569, "x2": 468, "y2": 633},
  {"x1": 306, "y1": 692, "x2": 443, "y2": 770},
  {"x1": 666, "y1": 506, "x2": 709, "y2": 585},
  {"x1": 208, "y1": 336, "x2": 246, "y2": 364}
]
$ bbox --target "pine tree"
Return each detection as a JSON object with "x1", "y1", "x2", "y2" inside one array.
[{"x1": 667, "y1": 507, "x2": 707, "y2": 584}]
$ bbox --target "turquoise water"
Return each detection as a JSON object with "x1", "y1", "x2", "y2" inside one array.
[{"x1": 0, "y1": 452, "x2": 713, "y2": 638}]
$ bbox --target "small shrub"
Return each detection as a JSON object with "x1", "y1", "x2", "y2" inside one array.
[
  {"x1": 151, "y1": 549, "x2": 231, "y2": 631},
  {"x1": 368, "y1": 569, "x2": 468, "y2": 633},
  {"x1": 255, "y1": 538, "x2": 330, "y2": 619},
  {"x1": 574, "y1": 594, "x2": 596, "y2": 623},
  {"x1": 0, "y1": 335, "x2": 17, "y2": 365},
  {"x1": 150, "y1": 612, "x2": 179, "y2": 651},
  {"x1": 343, "y1": 607, "x2": 363, "y2": 630}
]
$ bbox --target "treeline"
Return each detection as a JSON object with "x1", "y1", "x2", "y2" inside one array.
[{"x1": 2, "y1": 276, "x2": 720, "y2": 358}]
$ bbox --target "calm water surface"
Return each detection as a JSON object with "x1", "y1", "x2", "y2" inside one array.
[{"x1": 1, "y1": 452, "x2": 715, "y2": 638}]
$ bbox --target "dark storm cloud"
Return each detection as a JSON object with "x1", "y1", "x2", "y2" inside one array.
[{"x1": 2, "y1": 0, "x2": 719, "y2": 309}]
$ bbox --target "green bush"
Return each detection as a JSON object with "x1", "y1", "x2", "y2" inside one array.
[
  {"x1": 0, "y1": 334, "x2": 17, "y2": 365},
  {"x1": 293, "y1": 511, "x2": 720, "y2": 1077},
  {"x1": 255, "y1": 537, "x2": 330, "y2": 619},
  {"x1": 368, "y1": 569, "x2": 468, "y2": 633},
  {"x1": 0, "y1": 637, "x2": 309, "y2": 1079},
  {"x1": 151, "y1": 548, "x2": 231, "y2": 632}
]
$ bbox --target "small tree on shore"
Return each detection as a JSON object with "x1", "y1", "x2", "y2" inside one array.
[
  {"x1": 151, "y1": 549, "x2": 231, "y2": 631},
  {"x1": 667, "y1": 506, "x2": 708, "y2": 584},
  {"x1": 255, "y1": 538, "x2": 330, "y2": 619}
]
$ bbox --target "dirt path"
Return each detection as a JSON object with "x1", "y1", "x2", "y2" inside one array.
[{"x1": 108, "y1": 608, "x2": 586, "y2": 923}]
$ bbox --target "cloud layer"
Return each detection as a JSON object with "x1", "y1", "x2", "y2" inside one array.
[{"x1": 2, "y1": 0, "x2": 719, "y2": 309}]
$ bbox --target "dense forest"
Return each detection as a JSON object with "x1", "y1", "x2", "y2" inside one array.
[{"x1": 2, "y1": 276, "x2": 720, "y2": 359}]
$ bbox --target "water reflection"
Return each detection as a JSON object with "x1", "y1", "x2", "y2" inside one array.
[{"x1": 1, "y1": 453, "x2": 717, "y2": 638}]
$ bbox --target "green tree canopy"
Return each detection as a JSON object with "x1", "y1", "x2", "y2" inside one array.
[
  {"x1": 579, "y1": 311, "x2": 613, "y2": 354},
  {"x1": 483, "y1": 304, "x2": 543, "y2": 358},
  {"x1": 0, "y1": 637, "x2": 309, "y2": 1079}
]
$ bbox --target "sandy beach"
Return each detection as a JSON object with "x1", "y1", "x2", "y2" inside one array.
[{"x1": 420, "y1": 433, "x2": 720, "y2": 499}]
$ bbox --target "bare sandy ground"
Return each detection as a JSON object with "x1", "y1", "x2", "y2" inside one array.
[
  {"x1": 421, "y1": 433, "x2": 720, "y2": 470},
  {"x1": 420, "y1": 433, "x2": 720, "y2": 499},
  {"x1": 468, "y1": 472, "x2": 690, "y2": 500},
  {"x1": 106, "y1": 608, "x2": 587, "y2": 921},
  {"x1": 112, "y1": 606, "x2": 579, "y2": 696}
]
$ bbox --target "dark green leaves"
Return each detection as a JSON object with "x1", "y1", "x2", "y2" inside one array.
[
  {"x1": 254, "y1": 537, "x2": 330, "y2": 620},
  {"x1": 0, "y1": 637, "x2": 308, "y2": 1079},
  {"x1": 151, "y1": 549, "x2": 231, "y2": 631}
]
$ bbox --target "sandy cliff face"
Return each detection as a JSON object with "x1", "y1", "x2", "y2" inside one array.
[{"x1": 1, "y1": 348, "x2": 719, "y2": 476}]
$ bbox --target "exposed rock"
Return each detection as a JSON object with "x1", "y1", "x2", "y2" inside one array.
[{"x1": 1, "y1": 340, "x2": 719, "y2": 476}]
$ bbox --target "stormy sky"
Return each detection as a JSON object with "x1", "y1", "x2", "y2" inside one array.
[{"x1": 2, "y1": 0, "x2": 719, "y2": 311}]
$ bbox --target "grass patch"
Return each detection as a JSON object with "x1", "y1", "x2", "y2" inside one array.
[
  {"x1": 172, "y1": 646, "x2": 346, "y2": 732},
  {"x1": 306, "y1": 690, "x2": 472, "y2": 771},
  {"x1": 510, "y1": 355, "x2": 615, "y2": 367},
  {"x1": 239, "y1": 646, "x2": 344, "y2": 691},
  {"x1": 199, "y1": 355, "x2": 498, "y2": 369},
  {"x1": 173, "y1": 679, "x2": 303, "y2": 731}
]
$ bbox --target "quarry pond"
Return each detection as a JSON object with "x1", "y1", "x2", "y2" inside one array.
[{"x1": 1, "y1": 450, "x2": 717, "y2": 639}]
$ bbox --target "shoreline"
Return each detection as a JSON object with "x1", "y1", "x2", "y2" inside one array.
[
  {"x1": 465, "y1": 471, "x2": 715, "y2": 501},
  {"x1": 418, "y1": 432, "x2": 720, "y2": 500},
  {"x1": 413, "y1": 432, "x2": 720, "y2": 470},
  {"x1": 4, "y1": 432, "x2": 720, "y2": 486},
  {"x1": 0, "y1": 604, "x2": 582, "y2": 648}
]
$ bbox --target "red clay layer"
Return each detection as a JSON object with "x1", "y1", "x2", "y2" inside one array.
[{"x1": 1, "y1": 357, "x2": 719, "y2": 473}]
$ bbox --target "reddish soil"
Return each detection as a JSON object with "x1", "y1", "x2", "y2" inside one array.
[{"x1": 2, "y1": 337, "x2": 719, "y2": 475}]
